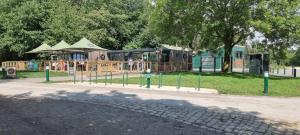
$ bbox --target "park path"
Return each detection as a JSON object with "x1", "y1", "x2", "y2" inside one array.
[{"x1": 0, "y1": 78, "x2": 300, "y2": 134}]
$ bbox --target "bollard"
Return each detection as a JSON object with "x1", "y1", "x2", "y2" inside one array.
[
  {"x1": 177, "y1": 73, "x2": 182, "y2": 90},
  {"x1": 46, "y1": 66, "x2": 50, "y2": 82},
  {"x1": 197, "y1": 72, "x2": 201, "y2": 91},
  {"x1": 264, "y1": 72, "x2": 269, "y2": 96},
  {"x1": 146, "y1": 69, "x2": 151, "y2": 88},
  {"x1": 294, "y1": 69, "x2": 297, "y2": 78}
]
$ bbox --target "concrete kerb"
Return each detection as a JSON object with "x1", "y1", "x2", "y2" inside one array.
[{"x1": 61, "y1": 82, "x2": 219, "y2": 95}]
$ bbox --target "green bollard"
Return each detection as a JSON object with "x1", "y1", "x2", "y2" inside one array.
[
  {"x1": 146, "y1": 69, "x2": 151, "y2": 88},
  {"x1": 176, "y1": 73, "x2": 182, "y2": 90},
  {"x1": 264, "y1": 72, "x2": 269, "y2": 96},
  {"x1": 46, "y1": 66, "x2": 50, "y2": 82}
]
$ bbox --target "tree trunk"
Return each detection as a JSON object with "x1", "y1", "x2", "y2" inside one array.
[{"x1": 222, "y1": 45, "x2": 233, "y2": 73}]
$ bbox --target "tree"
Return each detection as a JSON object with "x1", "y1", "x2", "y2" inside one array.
[
  {"x1": 150, "y1": 0, "x2": 256, "y2": 72},
  {"x1": 252, "y1": 0, "x2": 300, "y2": 65},
  {"x1": 149, "y1": 0, "x2": 206, "y2": 48}
]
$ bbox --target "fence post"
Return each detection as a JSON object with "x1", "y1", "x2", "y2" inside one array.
[
  {"x1": 110, "y1": 71, "x2": 112, "y2": 85},
  {"x1": 73, "y1": 68, "x2": 76, "y2": 84},
  {"x1": 242, "y1": 57, "x2": 245, "y2": 73},
  {"x1": 230, "y1": 56, "x2": 233, "y2": 72},
  {"x1": 81, "y1": 65, "x2": 83, "y2": 83},
  {"x1": 105, "y1": 71, "x2": 107, "y2": 86},
  {"x1": 221, "y1": 57, "x2": 224, "y2": 72},
  {"x1": 213, "y1": 57, "x2": 216, "y2": 73},
  {"x1": 199, "y1": 57, "x2": 202, "y2": 72},
  {"x1": 176, "y1": 73, "x2": 182, "y2": 90},
  {"x1": 89, "y1": 71, "x2": 92, "y2": 85},
  {"x1": 96, "y1": 69, "x2": 98, "y2": 84},
  {"x1": 126, "y1": 71, "x2": 129, "y2": 85},
  {"x1": 139, "y1": 72, "x2": 143, "y2": 87},
  {"x1": 158, "y1": 72, "x2": 163, "y2": 88},
  {"x1": 197, "y1": 72, "x2": 200, "y2": 91},
  {"x1": 122, "y1": 72, "x2": 125, "y2": 87}
]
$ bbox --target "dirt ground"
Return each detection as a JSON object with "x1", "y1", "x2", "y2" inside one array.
[{"x1": 0, "y1": 96, "x2": 217, "y2": 135}]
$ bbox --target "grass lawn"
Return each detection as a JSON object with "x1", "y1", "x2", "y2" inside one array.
[
  {"x1": 96, "y1": 72, "x2": 300, "y2": 97},
  {"x1": 16, "y1": 71, "x2": 68, "y2": 78}
]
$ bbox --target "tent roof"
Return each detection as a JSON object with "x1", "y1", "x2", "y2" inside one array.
[
  {"x1": 26, "y1": 43, "x2": 52, "y2": 53},
  {"x1": 64, "y1": 37, "x2": 108, "y2": 52},
  {"x1": 52, "y1": 40, "x2": 71, "y2": 51}
]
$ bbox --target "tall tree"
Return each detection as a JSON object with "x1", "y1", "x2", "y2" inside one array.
[
  {"x1": 252, "y1": 0, "x2": 300, "y2": 65},
  {"x1": 150, "y1": 0, "x2": 257, "y2": 72}
]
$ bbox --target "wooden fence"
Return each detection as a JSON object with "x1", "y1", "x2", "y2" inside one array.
[{"x1": 1, "y1": 60, "x2": 192, "y2": 75}]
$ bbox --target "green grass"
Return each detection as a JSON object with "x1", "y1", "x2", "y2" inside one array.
[
  {"x1": 95, "y1": 72, "x2": 300, "y2": 97},
  {"x1": 16, "y1": 71, "x2": 68, "y2": 78}
]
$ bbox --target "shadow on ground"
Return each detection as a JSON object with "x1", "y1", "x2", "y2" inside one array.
[{"x1": 1, "y1": 89, "x2": 299, "y2": 135}]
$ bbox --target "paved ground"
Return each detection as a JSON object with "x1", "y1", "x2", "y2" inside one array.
[
  {"x1": 0, "y1": 97, "x2": 216, "y2": 135},
  {"x1": 1, "y1": 78, "x2": 300, "y2": 135}
]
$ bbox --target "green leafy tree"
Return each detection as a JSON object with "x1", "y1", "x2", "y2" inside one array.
[
  {"x1": 150, "y1": 0, "x2": 256, "y2": 72},
  {"x1": 253, "y1": 0, "x2": 300, "y2": 65}
]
